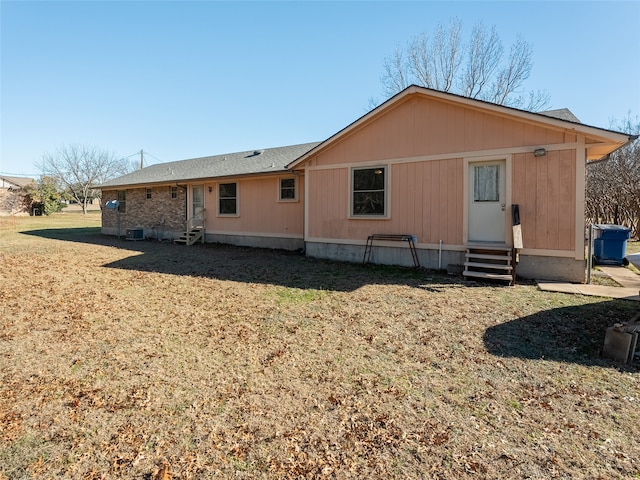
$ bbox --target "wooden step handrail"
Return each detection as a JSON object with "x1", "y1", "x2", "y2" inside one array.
[{"x1": 184, "y1": 209, "x2": 205, "y2": 245}]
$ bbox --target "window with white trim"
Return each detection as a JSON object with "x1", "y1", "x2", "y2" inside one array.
[
  {"x1": 219, "y1": 182, "x2": 237, "y2": 215},
  {"x1": 279, "y1": 177, "x2": 296, "y2": 201},
  {"x1": 352, "y1": 166, "x2": 386, "y2": 216}
]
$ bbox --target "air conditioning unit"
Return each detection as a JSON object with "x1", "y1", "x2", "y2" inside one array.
[{"x1": 125, "y1": 228, "x2": 144, "y2": 241}]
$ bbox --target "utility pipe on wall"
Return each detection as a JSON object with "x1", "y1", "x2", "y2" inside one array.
[
  {"x1": 439, "y1": 240, "x2": 443, "y2": 270},
  {"x1": 587, "y1": 224, "x2": 593, "y2": 284}
]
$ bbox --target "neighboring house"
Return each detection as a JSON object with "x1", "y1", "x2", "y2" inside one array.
[
  {"x1": 99, "y1": 86, "x2": 635, "y2": 282},
  {"x1": 0, "y1": 175, "x2": 35, "y2": 216}
]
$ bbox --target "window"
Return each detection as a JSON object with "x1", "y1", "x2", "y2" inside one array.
[
  {"x1": 117, "y1": 190, "x2": 126, "y2": 213},
  {"x1": 473, "y1": 165, "x2": 500, "y2": 202},
  {"x1": 279, "y1": 177, "x2": 296, "y2": 201},
  {"x1": 192, "y1": 186, "x2": 204, "y2": 217},
  {"x1": 146, "y1": 188, "x2": 152, "y2": 199},
  {"x1": 171, "y1": 186, "x2": 178, "y2": 199},
  {"x1": 219, "y1": 182, "x2": 237, "y2": 215},
  {"x1": 352, "y1": 167, "x2": 386, "y2": 216}
]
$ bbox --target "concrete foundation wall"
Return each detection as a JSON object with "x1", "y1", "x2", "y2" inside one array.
[
  {"x1": 101, "y1": 226, "x2": 181, "y2": 241},
  {"x1": 305, "y1": 241, "x2": 465, "y2": 270},
  {"x1": 516, "y1": 255, "x2": 585, "y2": 283},
  {"x1": 205, "y1": 233, "x2": 304, "y2": 251},
  {"x1": 305, "y1": 241, "x2": 586, "y2": 282},
  {"x1": 101, "y1": 226, "x2": 303, "y2": 251}
]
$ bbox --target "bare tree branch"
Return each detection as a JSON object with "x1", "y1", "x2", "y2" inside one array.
[
  {"x1": 382, "y1": 46, "x2": 409, "y2": 98},
  {"x1": 378, "y1": 20, "x2": 548, "y2": 111},
  {"x1": 461, "y1": 23, "x2": 502, "y2": 99},
  {"x1": 586, "y1": 115, "x2": 640, "y2": 237},
  {"x1": 490, "y1": 36, "x2": 532, "y2": 106},
  {"x1": 39, "y1": 144, "x2": 133, "y2": 214},
  {"x1": 432, "y1": 19, "x2": 463, "y2": 92}
]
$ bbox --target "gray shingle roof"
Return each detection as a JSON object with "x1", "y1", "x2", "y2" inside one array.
[
  {"x1": 0, "y1": 175, "x2": 36, "y2": 189},
  {"x1": 99, "y1": 142, "x2": 321, "y2": 189},
  {"x1": 539, "y1": 108, "x2": 581, "y2": 123}
]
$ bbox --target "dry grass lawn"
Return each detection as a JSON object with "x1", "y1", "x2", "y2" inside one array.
[{"x1": 1, "y1": 214, "x2": 639, "y2": 479}]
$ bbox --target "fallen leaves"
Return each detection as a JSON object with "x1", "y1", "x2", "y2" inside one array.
[
  {"x1": 1, "y1": 216, "x2": 639, "y2": 479},
  {"x1": 153, "y1": 462, "x2": 172, "y2": 480}
]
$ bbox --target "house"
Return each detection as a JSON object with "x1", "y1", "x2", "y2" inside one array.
[
  {"x1": 100, "y1": 142, "x2": 320, "y2": 250},
  {"x1": 99, "y1": 86, "x2": 635, "y2": 282},
  {"x1": 0, "y1": 175, "x2": 35, "y2": 216}
]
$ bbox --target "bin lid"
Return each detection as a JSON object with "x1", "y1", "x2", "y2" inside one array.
[{"x1": 594, "y1": 224, "x2": 631, "y2": 232}]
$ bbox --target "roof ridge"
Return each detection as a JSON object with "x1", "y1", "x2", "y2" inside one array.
[{"x1": 99, "y1": 141, "x2": 322, "y2": 188}]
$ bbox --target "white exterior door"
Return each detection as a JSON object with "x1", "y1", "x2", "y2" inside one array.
[{"x1": 468, "y1": 160, "x2": 506, "y2": 243}]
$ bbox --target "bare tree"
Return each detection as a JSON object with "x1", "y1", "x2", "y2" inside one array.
[
  {"x1": 586, "y1": 115, "x2": 640, "y2": 237},
  {"x1": 461, "y1": 23, "x2": 502, "y2": 99},
  {"x1": 379, "y1": 19, "x2": 550, "y2": 111},
  {"x1": 40, "y1": 144, "x2": 134, "y2": 214},
  {"x1": 382, "y1": 47, "x2": 409, "y2": 98}
]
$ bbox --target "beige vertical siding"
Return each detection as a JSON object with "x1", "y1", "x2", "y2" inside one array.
[
  {"x1": 307, "y1": 159, "x2": 464, "y2": 244},
  {"x1": 512, "y1": 150, "x2": 576, "y2": 251},
  {"x1": 204, "y1": 175, "x2": 303, "y2": 237},
  {"x1": 307, "y1": 168, "x2": 349, "y2": 238},
  {"x1": 310, "y1": 96, "x2": 570, "y2": 168},
  {"x1": 305, "y1": 94, "x2": 579, "y2": 252}
]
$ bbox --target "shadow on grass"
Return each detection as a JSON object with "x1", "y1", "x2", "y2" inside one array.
[
  {"x1": 483, "y1": 299, "x2": 640, "y2": 369},
  {"x1": 20, "y1": 226, "x2": 103, "y2": 241},
  {"x1": 21, "y1": 228, "x2": 640, "y2": 367},
  {"x1": 20, "y1": 228, "x2": 436, "y2": 293}
]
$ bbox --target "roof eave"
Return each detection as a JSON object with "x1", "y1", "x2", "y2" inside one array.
[
  {"x1": 586, "y1": 134, "x2": 639, "y2": 163},
  {"x1": 288, "y1": 87, "x2": 421, "y2": 170},
  {"x1": 288, "y1": 85, "x2": 636, "y2": 169},
  {"x1": 97, "y1": 169, "x2": 290, "y2": 190}
]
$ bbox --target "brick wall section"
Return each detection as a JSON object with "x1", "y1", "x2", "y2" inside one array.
[{"x1": 102, "y1": 186, "x2": 186, "y2": 238}]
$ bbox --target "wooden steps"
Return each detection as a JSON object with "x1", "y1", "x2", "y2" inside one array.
[
  {"x1": 463, "y1": 244, "x2": 515, "y2": 285},
  {"x1": 174, "y1": 227, "x2": 204, "y2": 246},
  {"x1": 175, "y1": 209, "x2": 206, "y2": 246}
]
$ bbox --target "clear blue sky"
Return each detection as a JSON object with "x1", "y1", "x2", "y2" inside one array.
[{"x1": 2, "y1": 1, "x2": 639, "y2": 177}]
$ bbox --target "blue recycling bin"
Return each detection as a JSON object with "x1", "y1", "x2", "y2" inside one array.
[{"x1": 593, "y1": 224, "x2": 631, "y2": 265}]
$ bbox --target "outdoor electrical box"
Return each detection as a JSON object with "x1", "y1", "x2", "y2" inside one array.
[{"x1": 125, "y1": 228, "x2": 144, "y2": 241}]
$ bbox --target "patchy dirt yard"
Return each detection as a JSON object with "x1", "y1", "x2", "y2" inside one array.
[{"x1": 1, "y1": 215, "x2": 639, "y2": 479}]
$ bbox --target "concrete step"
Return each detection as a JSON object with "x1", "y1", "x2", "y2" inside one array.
[
  {"x1": 466, "y1": 244, "x2": 512, "y2": 251},
  {"x1": 465, "y1": 252, "x2": 512, "y2": 261},
  {"x1": 464, "y1": 261, "x2": 513, "y2": 271},
  {"x1": 462, "y1": 270, "x2": 513, "y2": 282}
]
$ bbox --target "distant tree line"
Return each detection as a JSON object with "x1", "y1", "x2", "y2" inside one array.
[{"x1": 586, "y1": 116, "x2": 640, "y2": 238}]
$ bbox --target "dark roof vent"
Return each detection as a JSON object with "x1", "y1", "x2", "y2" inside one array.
[{"x1": 253, "y1": 150, "x2": 264, "y2": 156}]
